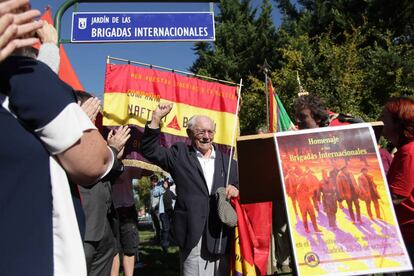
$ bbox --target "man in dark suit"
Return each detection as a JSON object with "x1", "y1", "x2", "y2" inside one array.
[
  {"x1": 75, "y1": 91, "x2": 131, "y2": 276},
  {"x1": 140, "y1": 103, "x2": 239, "y2": 276},
  {"x1": 79, "y1": 154, "x2": 124, "y2": 276}
]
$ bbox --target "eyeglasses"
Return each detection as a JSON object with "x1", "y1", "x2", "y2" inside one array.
[{"x1": 193, "y1": 129, "x2": 215, "y2": 137}]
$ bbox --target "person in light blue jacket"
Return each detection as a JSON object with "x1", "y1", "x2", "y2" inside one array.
[
  {"x1": 155, "y1": 177, "x2": 177, "y2": 253},
  {"x1": 149, "y1": 175, "x2": 163, "y2": 243}
]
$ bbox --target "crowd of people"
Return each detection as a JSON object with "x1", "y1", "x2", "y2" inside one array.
[{"x1": 1, "y1": 1, "x2": 414, "y2": 275}]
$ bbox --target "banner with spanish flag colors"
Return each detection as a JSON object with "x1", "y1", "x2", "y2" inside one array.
[{"x1": 103, "y1": 63, "x2": 239, "y2": 168}]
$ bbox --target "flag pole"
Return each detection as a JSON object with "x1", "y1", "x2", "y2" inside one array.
[
  {"x1": 217, "y1": 78, "x2": 242, "y2": 255},
  {"x1": 107, "y1": 56, "x2": 239, "y2": 86},
  {"x1": 225, "y1": 78, "x2": 242, "y2": 188},
  {"x1": 297, "y1": 71, "x2": 309, "y2": 97},
  {"x1": 263, "y1": 60, "x2": 270, "y2": 131}
]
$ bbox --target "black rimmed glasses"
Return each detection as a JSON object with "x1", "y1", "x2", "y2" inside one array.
[{"x1": 194, "y1": 129, "x2": 215, "y2": 137}]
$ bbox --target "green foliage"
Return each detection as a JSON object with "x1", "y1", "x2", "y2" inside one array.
[
  {"x1": 133, "y1": 230, "x2": 180, "y2": 276},
  {"x1": 134, "y1": 175, "x2": 156, "y2": 210},
  {"x1": 239, "y1": 76, "x2": 268, "y2": 133},
  {"x1": 277, "y1": 28, "x2": 366, "y2": 116},
  {"x1": 272, "y1": 25, "x2": 414, "y2": 122},
  {"x1": 190, "y1": 0, "x2": 414, "y2": 134},
  {"x1": 275, "y1": 0, "x2": 414, "y2": 42},
  {"x1": 191, "y1": 0, "x2": 280, "y2": 134},
  {"x1": 190, "y1": 0, "x2": 259, "y2": 82}
]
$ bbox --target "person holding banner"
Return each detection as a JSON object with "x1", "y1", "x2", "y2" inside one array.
[
  {"x1": 140, "y1": 103, "x2": 239, "y2": 276},
  {"x1": 382, "y1": 96, "x2": 414, "y2": 271}
]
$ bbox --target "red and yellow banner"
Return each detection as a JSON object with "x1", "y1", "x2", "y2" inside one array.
[{"x1": 103, "y1": 63, "x2": 238, "y2": 146}]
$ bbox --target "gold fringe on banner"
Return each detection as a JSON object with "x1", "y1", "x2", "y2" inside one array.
[{"x1": 122, "y1": 159, "x2": 168, "y2": 175}]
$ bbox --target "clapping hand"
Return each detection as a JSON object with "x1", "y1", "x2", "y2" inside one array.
[
  {"x1": 36, "y1": 20, "x2": 57, "y2": 44},
  {"x1": 107, "y1": 125, "x2": 131, "y2": 159},
  {"x1": 80, "y1": 97, "x2": 101, "y2": 122},
  {"x1": 0, "y1": 0, "x2": 43, "y2": 62}
]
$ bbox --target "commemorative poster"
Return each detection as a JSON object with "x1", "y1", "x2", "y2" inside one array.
[{"x1": 275, "y1": 123, "x2": 412, "y2": 276}]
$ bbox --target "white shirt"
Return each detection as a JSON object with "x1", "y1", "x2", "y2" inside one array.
[{"x1": 196, "y1": 147, "x2": 216, "y2": 194}]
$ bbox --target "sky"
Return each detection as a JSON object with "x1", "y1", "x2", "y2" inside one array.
[{"x1": 31, "y1": 0, "x2": 284, "y2": 98}]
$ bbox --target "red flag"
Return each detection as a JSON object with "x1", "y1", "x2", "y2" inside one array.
[
  {"x1": 231, "y1": 197, "x2": 256, "y2": 275},
  {"x1": 58, "y1": 46, "x2": 84, "y2": 90},
  {"x1": 40, "y1": 6, "x2": 53, "y2": 23},
  {"x1": 231, "y1": 198, "x2": 272, "y2": 276},
  {"x1": 242, "y1": 202, "x2": 272, "y2": 275},
  {"x1": 39, "y1": 7, "x2": 84, "y2": 90}
]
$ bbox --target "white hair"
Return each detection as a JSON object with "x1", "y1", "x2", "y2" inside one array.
[{"x1": 187, "y1": 115, "x2": 215, "y2": 131}]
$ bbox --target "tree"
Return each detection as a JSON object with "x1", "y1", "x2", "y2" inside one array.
[
  {"x1": 191, "y1": 0, "x2": 280, "y2": 134},
  {"x1": 274, "y1": 0, "x2": 414, "y2": 43},
  {"x1": 271, "y1": 0, "x2": 414, "y2": 122},
  {"x1": 191, "y1": 0, "x2": 414, "y2": 134},
  {"x1": 134, "y1": 176, "x2": 152, "y2": 211},
  {"x1": 190, "y1": 0, "x2": 258, "y2": 82},
  {"x1": 268, "y1": 25, "x2": 414, "y2": 122},
  {"x1": 359, "y1": 29, "x2": 414, "y2": 118}
]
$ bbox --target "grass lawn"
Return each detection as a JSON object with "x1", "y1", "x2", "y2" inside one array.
[
  {"x1": 133, "y1": 230, "x2": 180, "y2": 276},
  {"x1": 130, "y1": 230, "x2": 295, "y2": 276}
]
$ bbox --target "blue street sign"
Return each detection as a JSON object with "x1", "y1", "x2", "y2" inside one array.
[{"x1": 71, "y1": 12, "x2": 215, "y2": 42}]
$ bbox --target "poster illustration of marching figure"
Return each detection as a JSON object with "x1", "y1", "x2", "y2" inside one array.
[{"x1": 275, "y1": 123, "x2": 412, "y2": 276}]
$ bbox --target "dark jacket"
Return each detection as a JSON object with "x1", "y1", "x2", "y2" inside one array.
[
  {"x1": 79, "y1": 158, "x2": 123, "y2": 241},
  {"x1": 140, "y1": 125, "x2": 238, "y2": 255}
]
